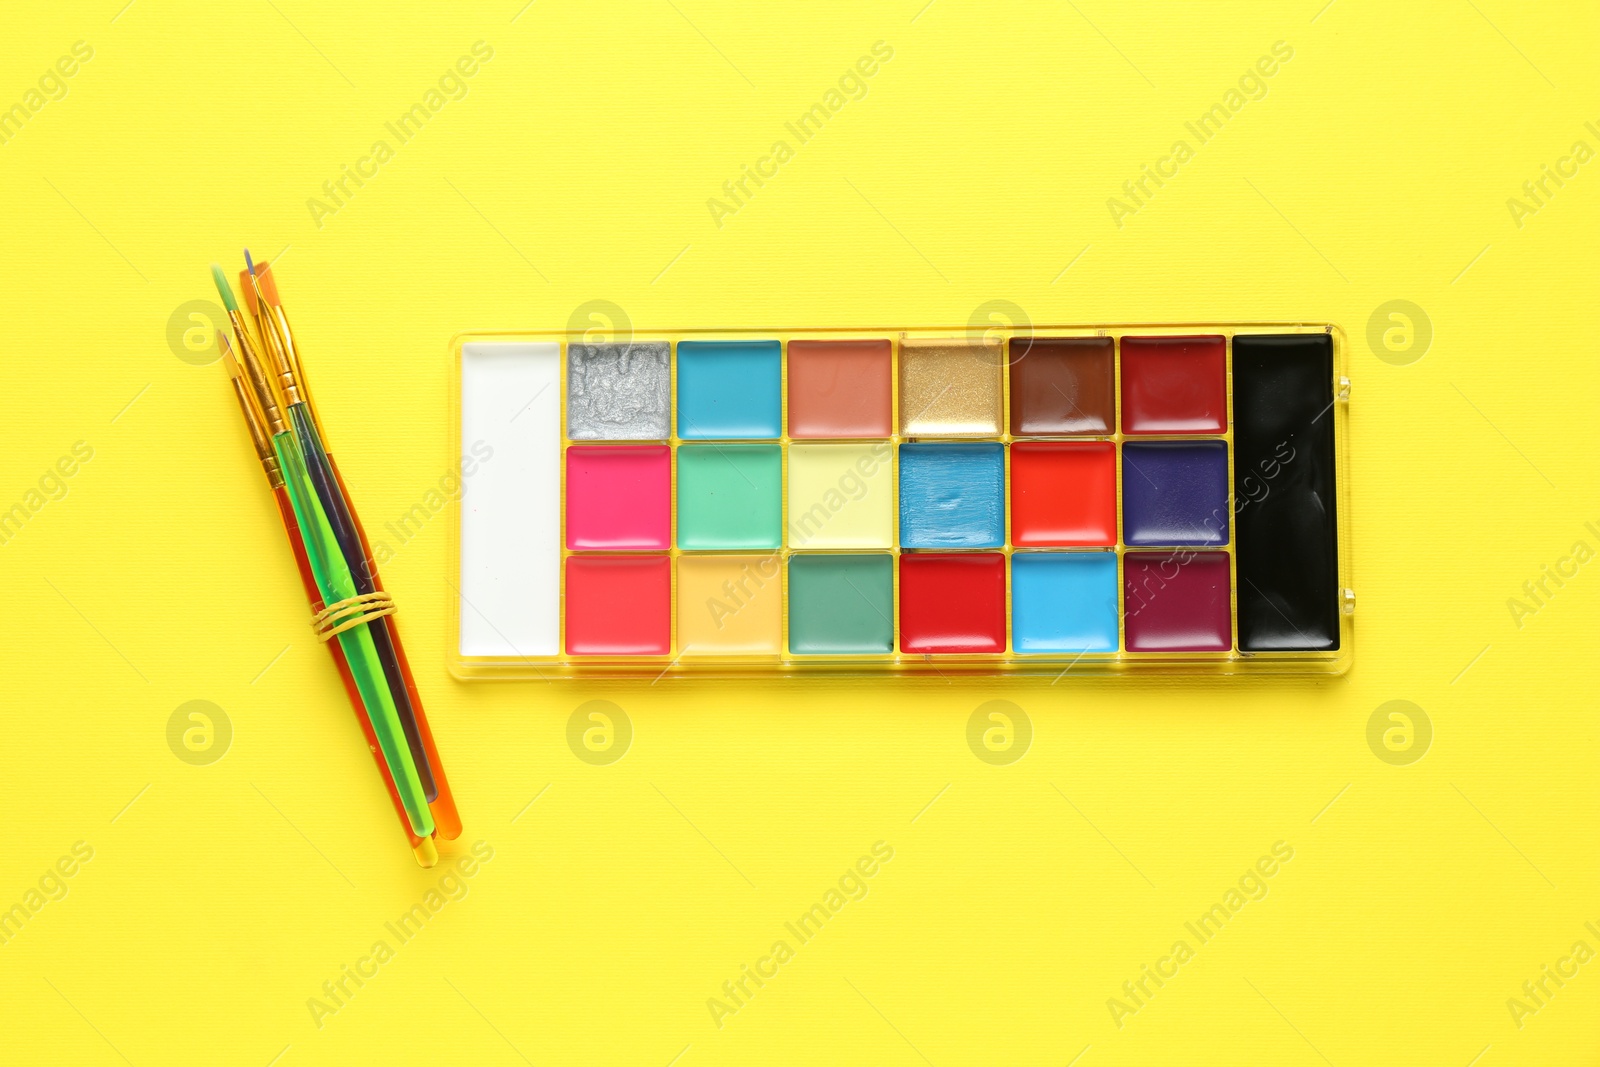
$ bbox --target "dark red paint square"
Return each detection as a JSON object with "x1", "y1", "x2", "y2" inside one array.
[
  {"x1": 898, "y1": 553, "x2": 1006, "y2": 653},
  {"x1": 1122, "y1": 551, "x2": 1232, "y2": 652},
  {"x1": 565, "y1": 554, "x2": 671, "y2": 655},
  {"x1": 1010, "y1": 442, "x2": 1117, "y2": 546},
  {"x1": 1120, "y1": 335, "x2": 1227, "y2": 434}
]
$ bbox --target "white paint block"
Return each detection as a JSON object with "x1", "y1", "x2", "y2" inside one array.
[{"x1": 459, "y1": 342, "x2": 561, "y2": 656}]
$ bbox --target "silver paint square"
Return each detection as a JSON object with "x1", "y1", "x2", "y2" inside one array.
[{"x1": 566, "y1": 341, "x2": 671, "y2": 440}]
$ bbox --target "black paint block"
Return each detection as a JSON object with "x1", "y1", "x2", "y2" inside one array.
[{"x1": 1232, "y1": 334, "x2": 1339, "y2": 651}]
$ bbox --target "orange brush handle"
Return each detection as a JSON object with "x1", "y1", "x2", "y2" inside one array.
[
  {"x1": 273, "y1": 486, "x2": 424, "y2": 849},
  {"x1": 329, "y1": 459, "x2": 462, "y2": 840}
]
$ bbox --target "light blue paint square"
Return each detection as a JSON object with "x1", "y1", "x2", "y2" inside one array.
[
  {"x1": 676, "y1": 340, "x2": 782, "y2": 439},
  {"x1": 1011, "y1": 552, "x2": 1120, "y2": 652},
  {"x1": 898, "y1": 442, "x2": 1005, "y2": 548}
]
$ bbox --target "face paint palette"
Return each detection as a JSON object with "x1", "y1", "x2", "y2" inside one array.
[{"x1": 451, "y1": 325, "x2": 1351, "y2": 678}]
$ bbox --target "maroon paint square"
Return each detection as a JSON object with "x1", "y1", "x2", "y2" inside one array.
[{"x1": 1122, "y1": 551, "x2": 1232, "y2": 651}]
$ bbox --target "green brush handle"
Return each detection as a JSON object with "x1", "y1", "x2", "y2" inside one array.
[{"x1": 272, "y1": 430, "x2": 435, "y2": 838}]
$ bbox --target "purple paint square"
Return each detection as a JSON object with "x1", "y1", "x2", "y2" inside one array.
[
  {"x1": 1123, "y1": 551, "x2": 1232, "y2": 652},
  {"x1": 1121, "y1": 441, "x2": 1229, "y2": 546}
]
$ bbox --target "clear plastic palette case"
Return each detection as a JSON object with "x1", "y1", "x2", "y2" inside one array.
[{"x1": 449, "y1": 324, "x2": 1352, "y2": 679}]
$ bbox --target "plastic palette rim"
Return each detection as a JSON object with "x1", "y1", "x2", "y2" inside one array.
[{"x1": 448, "y1": 322, "x2": 1353, "y2": 680}]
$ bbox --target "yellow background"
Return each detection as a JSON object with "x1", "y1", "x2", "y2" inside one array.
[{"x1": 1, "y1": 1, "x2": 1597, "y2": 1063}]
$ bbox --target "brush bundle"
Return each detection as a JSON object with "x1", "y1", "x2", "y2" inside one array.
[{"x1": 212, "y1": 254, "x2": 459, "y2": 866}]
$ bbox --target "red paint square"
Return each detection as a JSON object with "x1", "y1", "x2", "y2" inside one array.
[
  {"x1": 564, "y1": 554, "x2": 671, "y2": 655},
  {"x1": 898, "y1": 553, "x2": 1006, "y2": 653},
  {"x1": 1120, "y1": 335, "x2": 1227, "y2": 434},
  {"x1": 787, "y1": 340, "x2": 893, "y2": 438},
  {"x1": 1123, "y1": 551, "x2": 1232, "y2": 652},
  {"x1": 1010, "y1": 442, "x2": 1117, "y2": 546}
]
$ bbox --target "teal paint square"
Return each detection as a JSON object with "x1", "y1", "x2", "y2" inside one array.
[
  {"x1": 787, "y1": 554, "x2": 894, "y2": 654},
  {"x1": 676, "y1": 444, "x2": 783, "y2": 549}
]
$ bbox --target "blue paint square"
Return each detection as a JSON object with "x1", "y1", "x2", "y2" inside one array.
[
  {"x1": 1121, "y1": 441, "x2": 1229, "y2": 546},
  {"x1": 898, "y1": 442, "x2": 1005, "y2": 548},
  {"x1": 1011, "y1": 552, "x2": 1120, "y2": 652},
  {"x1": 676, "y1": 340, "x2": 782, "y2": 439}
]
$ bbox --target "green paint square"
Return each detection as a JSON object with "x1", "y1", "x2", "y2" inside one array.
[
  {"x1": 676, "y1": 444, "x2": 783, "y2": 549},
  {"x1": 787, "y1": 554, "x2": 894, "y2": 654}
]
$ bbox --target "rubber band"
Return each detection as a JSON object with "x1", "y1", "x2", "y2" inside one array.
[{"x1": 312, "y1": 591, "x2": 396, "y2": 641}]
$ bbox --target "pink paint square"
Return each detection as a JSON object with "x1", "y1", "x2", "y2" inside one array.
[{"x1": 566, "y1": 445, "x2": 671, "y2": 550}]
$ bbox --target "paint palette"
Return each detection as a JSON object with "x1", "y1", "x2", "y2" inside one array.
[{"x1": 452, "y1": 326, "x2": 1351, "y2": 677}]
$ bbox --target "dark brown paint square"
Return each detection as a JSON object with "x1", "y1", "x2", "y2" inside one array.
[{"x1": 1007, "y1": 337, "x2": 1115, "y2": 436}]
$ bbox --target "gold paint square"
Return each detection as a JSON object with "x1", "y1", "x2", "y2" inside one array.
[{"x1": 898, "y1": 339, "x2": 1003, "y2": 436}]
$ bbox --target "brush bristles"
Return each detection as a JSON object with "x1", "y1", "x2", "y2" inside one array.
[
  {"x1": 258, "y1": 262, "x2": 282, "y2": 307},
  {"x1": 238, "y1": 269, "x2": 261, "y2": 316},
  {"x1": 217, "y1": 330, "x2": 237, "y2": 366},
  {"x1": 210, "y1": 264, "x2": 239, "y2": 313}
]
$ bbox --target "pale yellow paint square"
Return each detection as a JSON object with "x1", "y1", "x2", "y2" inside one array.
[
  {"x1": 786, "y1": 443, "x2": 895, "y2": 548},
  {"x1": 675, "y1": 554, "x2": 783, "y2": 654}
]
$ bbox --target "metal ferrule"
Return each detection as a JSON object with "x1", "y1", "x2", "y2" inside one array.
[
  {"x1": 227, "y1": 309, "x2": 287, "y2": 436},
  {"x1": 227, "y1": 372, "x2": 284, "y2": 487},
  {"x1": 257, "y1": 301, "x2": 304, "y2": 408}
]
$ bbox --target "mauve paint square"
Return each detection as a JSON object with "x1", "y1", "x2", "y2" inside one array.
[{"x1": 1123, "y1": 551, "x2": 1232, "y2": 652}]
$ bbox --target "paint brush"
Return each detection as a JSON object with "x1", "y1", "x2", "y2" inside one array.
[
  {"x1": 243, "y1": 253, "x2": 461, "y2": 839},
  {"x1": 241, "y1": 256, "x2": 440, "y2": 801},
  {"x1": 219, "y1": 332, "x2": 438, "y2": 865},
  {"x1": 242, "y1": 252, "x2": 327, "y2": 445},
  {"x1": 212, "y1": 265, "x2": 435, "y2": 839}
]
